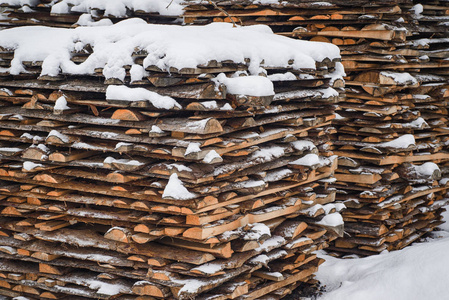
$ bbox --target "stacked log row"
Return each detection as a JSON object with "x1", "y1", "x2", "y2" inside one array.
[
  {"x1": 181, "y1": 0, "x2": 410, "y2": 39},
  {"x1": 0, "y1": 0, "x2": 184, "y2": 28},
  {"x1": 0, "y1": 22, "x2": 345, "y2": 299},
  {"x1": 405, "y1": 1, "x2": 449, "y2": 226}
]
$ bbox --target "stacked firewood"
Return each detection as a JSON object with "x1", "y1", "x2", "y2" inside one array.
[
  {"x1": 330, "y1": 70, "x2": 449, "y2": 255},
  {"x1": 169, "y1": 0, "x2": 449, "y2": 256},
  {"x1": 325, "y1": 1, "x2": 449, "y2": 256},
  {"x1": 1, "y1": 0, "x2": 448, "y2": 262},
  {"x1": 0, "y1": 22, "x2": 344, "y2": 298}
]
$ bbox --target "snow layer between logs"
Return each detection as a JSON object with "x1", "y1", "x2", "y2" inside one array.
[
  {"x1": 0, "y1": 19, "x2": 340, "y2": 80},
  {"x1": 106, "y1": 85, "x2": 181, "y2": 110}
]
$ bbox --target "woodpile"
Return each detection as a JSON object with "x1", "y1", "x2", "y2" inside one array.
[
  {"x1": 318, "y1": 0, "x2": 449, "y2": 256},
  {"x1": 0, "y1": 22, "x2": 345, "y2": 298},
  {"x1": 0, "y1": 0, "x2": 447, "y2": 277}
]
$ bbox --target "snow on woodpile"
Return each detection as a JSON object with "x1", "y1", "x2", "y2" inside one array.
[
  {"x1": 0, "y1": 3, "x2": 348, "y2": 300},
  {"x1": 0, "y1": 19, "x2": 339, "y2": 81},
  {"x1": 105, "y1": 85, "x2": 181, "y2": 110}
]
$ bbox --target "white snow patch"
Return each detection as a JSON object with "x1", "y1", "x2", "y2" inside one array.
[
  {"x1": 244, "y1": 223, "x2": 271, "y2": 240},
  {"x1": 166, "y1": 163, "x2": 192, "y2": 172},
  {"x1": 54, "y1": 95, "x2": 70, "y2": 110},
  {"x1": 285, "y1": 237, "x2": 312, "y2": 249},
  {"x1": 317, "y1": 212, "x2": 344, "y2": 227},
  {"x1": 162, "y1": 173, "x2": 197, "y2": 200},
  {"x1": 150, "y1": 125, "x2": 164, "y2": 134},
  {"x1": 88, "y1": 280, "x2": 124, "y2": 296},
  {"x1": 250, "y1": 254, "x2": 270, "y2": 265},
  {"x1": 439, "y1": 178, "x2": 449, "y2": 186},
  {"x1": 267, "y1": 72, "x2": 297, "y2": 81},
  {"x1": 0, "y1": 21, "x2": 340, "y2": 78},
  {"x1": 12, "y1": 297, "x2": 30, "y2": 300},
  {"x1": 185, "y1": 142, "x2": 201, "y2": 156},
  {"x1": 263, "y1": 169, "x2": 293, "y2": 182},
  {"x1": 103, "y1": 157, "x2": 144, "y2": 167},
  {"x1": 2, "y1": 0, "x2": 39, "y2": 6},
  {"x1": 291, "y1": 153, "x2": 323, "y2": 167},
  {"x1": 414, "y1": 162, "x2": 440, "y2": 177},
  {"x1": 254, "y1": 0, "x2": 280, "y2": 4},
  {"x1": 410, "y1": 4, "x2": 423, "y2": 16},
  {"x1": 129, "y1": 64, "x2": 148, "y2": 82},
  {"x1": 215, "y1": 73, "x2": 274, "y2": 97},
  {"x1": 185, "y1": 118, "x2": 214, "y2": 131},
  {"x1": 33, "y1": 143, "x2": 50, "y2": 153},
  {"x1": 76, "y1": 14, "x2": 113, "y2": 27},
  {"x1": 408, "y1": 117, "x2": 428, "y2": 129},
  {"x1": 115, "y1": 142, "x2": 133, "y2": 150},
  {"x1": 23, "y1": 161, "x2": 43, "y2": 171},
  {"x1": 106, "y1": 85, "x2": 181, "y2": 110},
  {"x1": 251, "y1": 146, "x2": 285, "y2": 160},
  {"x1": 379, "y1": 134, "x2": 415, "y2": 149},
  {"x1": 47, "y1": 130, "x2": 70, "y2": 143},
  {"x1": 380, "y1": 71, "x2": 418, "y2": 85},
  {"x1": 200, "y1": 101, "x2": 218, "y2": 109},
  {"x1": 0, "y1": 147, "x2": 23, "y2": 153},
  {"x1": 255, "y1": 236, "x2": 286, "y2": 252},
  {"x1": 0, "y1": 88, "x2": 13, "y2": 96},
  {"x1": 190, "y1": 263, "x2": 223, "y2": 275},
  {"x1": 302, "y1": 204, "x2": 324, "y2": 216},
  {"x1": 291, "y1": 140, "x2": 316, "y2": 152},
  {"x1": 334, "y1": 113, "x2": 345, "y2": 120},
  {"x1": 51, "y1": 1, "x2": 70, "y2": 14},
  {"x1": 440, "y1": 209, "x2": 449, "y2": 231},
  {"x1": 220, "y1": 103, "x2": 233, "y2": 111},
  {"x1": 0, "y1": 246, "x2": 17, "y2": 254},
  {"x1": 202, "y1": 150, "x2": 222, "y2": 164},
  {"x1": 71, "y1": 142, "x2": 108, "y2": 151}
]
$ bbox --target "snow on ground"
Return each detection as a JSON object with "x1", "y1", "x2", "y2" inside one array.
[{"x1": 316, "y1": 206, "x2": 449, "y2": 300}]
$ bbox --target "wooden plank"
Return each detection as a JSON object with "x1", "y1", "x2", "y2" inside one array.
[
  {"x1": 334, "y1": 151, "x2": 449, "y2": 166},
  {"x1": 334, "y1": 173, "x2": 382, "y2": 184},
  {"x1": 294, "y1": 29, "x2": 406, "y2": 42},
  {"x1": 159, "y1": 237, "x2": 233, "y2": 258}
]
